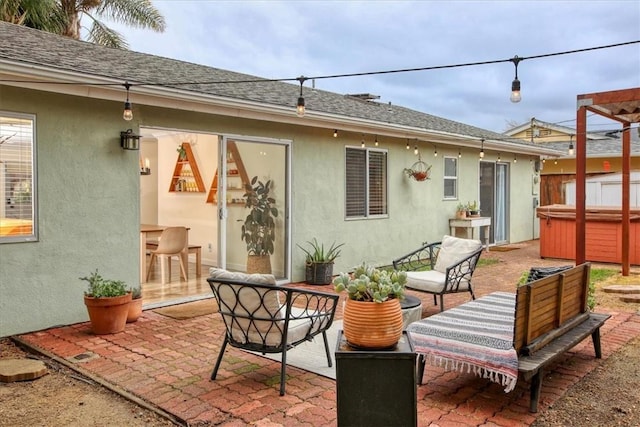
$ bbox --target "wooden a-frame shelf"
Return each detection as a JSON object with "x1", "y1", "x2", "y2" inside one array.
[
  {"x1": 207, "y1": 141, "x2": 250, "y2": 204},
  {"x1": 169, "y1": 142, "x2": 205, "y2": 193}
]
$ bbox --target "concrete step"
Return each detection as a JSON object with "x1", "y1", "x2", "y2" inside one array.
[{"x1": 602, "y1": 285, "x2": 640, "y2": 294}]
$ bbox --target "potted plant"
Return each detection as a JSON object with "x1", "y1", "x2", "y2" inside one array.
[
  {"x1": 297, "y1": 238, "x2": 345, "y2": 285},
  {"x1": 466, "y1": 201, "x2": 480, "y2": 217},
  {"x1": 242, "y1": 176, "x2": 278, "y2": 274},
  {"x1": 80, "y1": 270, "x2": 132, "y2": 335},
  {"x1": 455, "y1": 203, "x2": 467, "y2": 219},
  {"x1": 333, "y1": 263, "x2": 407, "y2": 349},
  {"x1": 127, "y1": 286, "x2": 143, "y2": 323}
]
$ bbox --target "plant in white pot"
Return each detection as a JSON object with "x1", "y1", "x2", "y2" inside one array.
[
  {"x1": 80, "y1": 270, "x2": 131, "y2": 334},
  {"x1": 241, "y1": 176, "x2": 278, "y2": 274},
  {"x1": 333, "y1": 263, "x2": 407, "y2": 349},
  {"x1": 297, "y1": 238, "x2": 344, "y2": 285}
]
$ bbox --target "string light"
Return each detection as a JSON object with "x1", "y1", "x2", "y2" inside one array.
[
  {"x1": 458, "y1": 151, "x2": 462, "y2": 158},
  {"x1": 510, "y1": 56, "x2": 522, "y2": 103},
  {"x1": 296, "y1": 76, "x2": 306, "y2": 117},
  {"x1": 497, "y1": 153, "x2": 501, "y2": 162},
  {"x1": 374, "y1": 135, "x2": 379, "y2": 146},
  {"x1": 333, "y1": 129, "x2": 338, "y2": 138},
  {"x1": 433, "y1": 144, "x2": 438, "y2": 157},
  {"x1": 361, "y1": 134, "x2": 365, "y2": 148},
  {"x1": 514, "y1": 154, "x2": 517, "y2": 163},
  {"x1": 122, "y1": 81, "x2": 133, "y2": 121},
  {"x1": 406, "y1": 140, "x2": 410, "y2": 150},
  {"x1": 479, "y1": 139, "x2": 485, "y2": 159},
  {"x1": 414, "y1": 145, "x2": 419, "y2": 155}
]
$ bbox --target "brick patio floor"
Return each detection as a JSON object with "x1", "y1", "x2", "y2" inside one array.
[{"x1": 15, "y1": 240, "x2": 640, "y2": 426}]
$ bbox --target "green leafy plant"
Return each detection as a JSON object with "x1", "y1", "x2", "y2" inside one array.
[
  {"x1": 241, "y1": 176, "x2": 278, "y2": 256},
  {"x1": 466, "y1": 201, "x2": 479, "y2": 212},
  {"x1": 456, "y1": 203, "x2": 466, "y2": 212},
  {"x1": 333, "y1": 263, "x2": 407, "y2": 303},
  {"x1": 297, "y1": 238, "x2": 344, "y2": 263},
  {"x1": 80, "y1": 270, "x2": 128, "y2": 298},
  {"x1": 130, "y1": 286, "x2": 142, "y2": 300},
  {"x1": 176, "y1": 144, "x2": 186, "y2": 158}
]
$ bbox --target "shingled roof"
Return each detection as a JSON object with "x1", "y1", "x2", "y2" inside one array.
[{"x1": 0, "y1": 21, "x2": 562, "y2": 155}]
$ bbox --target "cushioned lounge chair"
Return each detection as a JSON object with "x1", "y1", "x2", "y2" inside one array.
[
  {"x1": 207, "y1": 268, "x2": 339, "y2": 395},
  {"x1": 393, "y1": 235, "x2": 483, "y2": 312}
]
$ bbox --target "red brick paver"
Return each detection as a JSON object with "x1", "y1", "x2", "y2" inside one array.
[{"x1": 15, "y1": 240, "x2": 640, "y2": 426}]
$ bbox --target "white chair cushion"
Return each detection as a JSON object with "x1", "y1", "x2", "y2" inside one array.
[
  {"x1": 406, "y1": 270, "x2": 471, "y2": 293},
  {"x1": 434, "y1": 235, "x2": 482, "y2": 274},
  {"x1": 209, "y1": 268, "x2": 282, "y2": 344}
]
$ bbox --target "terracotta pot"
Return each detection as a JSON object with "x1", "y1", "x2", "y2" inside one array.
[
  {"x1": 456, "y1": 210, "x2": 467, "y2": 219},
  {"x1": 84, "y1": 293, "x2": 132, "y2": 335},
  {"x1": 127, "y1": 298, "x2": 143, "y2": 323},
  {"x1": 247, "y1": 254, "x2": 272, "y2": 274},
  {"x1": 343, "y1": 298, "x2": 403, "y2": 350}
]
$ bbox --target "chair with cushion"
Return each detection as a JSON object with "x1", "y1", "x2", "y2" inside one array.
[
  {"x1": 206, "y1": 268, "x2": 339, "y2": 395},
  {"x1": 392, "y1": 235, "x2": 483, "y2": 312},
  {"x1": 146, "y1": 226, "x2": 188, "y2": 284}
]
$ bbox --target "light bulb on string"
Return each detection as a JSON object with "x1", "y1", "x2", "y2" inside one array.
[
  {"x1": 296, "y1": 76, "x2": 306, "y2": 117},
  {"x1": 509, "y1": 55, "x2": 522, "y2": 103},
  {"x1": 122, "y1": 81, "x2": 133, "y2": 121},
  {"x1": 414, "y1": 145, "x2": 418, "y2": 155},
  {"x1": 333, "y1": 129, "x2": 338, "y2": 138}
]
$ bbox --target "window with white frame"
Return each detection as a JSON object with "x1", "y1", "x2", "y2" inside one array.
[
  {"x1": 0, "y1": 112, "x2": 37, "y2": 243},
  {"x1": 443, "y1": 156, "x2": 458, "y2": 199},
  {"x1": 345, "y1": 147, "x2": 388, "y2": 218}
]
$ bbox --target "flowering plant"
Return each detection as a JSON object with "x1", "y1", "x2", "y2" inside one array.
[{"x1": 333, "y1": 263, "x2": 407, "y2": 303}]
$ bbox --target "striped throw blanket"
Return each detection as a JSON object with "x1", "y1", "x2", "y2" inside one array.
[{"x1": 407, "y1": 292, "x2": 518, "y2": 393}]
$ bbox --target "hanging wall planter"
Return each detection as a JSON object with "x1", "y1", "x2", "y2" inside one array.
[{"x1": 403, "y1": 156, "x2": 432, "y2": 182}]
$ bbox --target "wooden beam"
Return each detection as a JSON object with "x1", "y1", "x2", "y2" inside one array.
[
  {"x1": 622, "y1": 122, "x2": 631, "y2": 276},
  {"x1": 575, "y1": 106, "x2": 587, "y2": 266}
]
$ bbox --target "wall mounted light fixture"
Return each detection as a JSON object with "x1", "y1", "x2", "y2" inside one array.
[
  {"x1": 120, "y1": 128, "x2": 140, "y2": 150},
  {"x1": 568, "y1": 134, "x2": 575, "y2": 155},
  {"x1": 509, "y1": 56, "x2": 522, "y2": 103},
  {"x1": 123, "y1": 81, "x2": 133, "y2": 121},
  {"x1": 140, "y1": 157, "x2": 151, "y2": 175}
]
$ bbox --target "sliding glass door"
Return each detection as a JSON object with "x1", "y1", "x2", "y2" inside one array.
[
  {"x1": 479, "y1": 161, "x2": 509, "y2": 245},
  {"x1": 218, "y1": 136, "x2": 290, "y2": 281}
]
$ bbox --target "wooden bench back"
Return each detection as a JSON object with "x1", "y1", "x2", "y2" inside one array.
[{"x1": 513, "y1": 263, "x2": 590, "y2": 354}]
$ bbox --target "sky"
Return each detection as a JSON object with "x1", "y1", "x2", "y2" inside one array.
[{"x1": 108, "y1": 0, "x2": 640, "y2": 133}]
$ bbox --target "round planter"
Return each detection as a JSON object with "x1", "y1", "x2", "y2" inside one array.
[
  {"x1": 84, "y1": 293, "x2": 132, "y2": 335},
  {"x1": 305, "y1": 262, "x2": 334, "y2": 285},
  {"x1": 127, "y1": 298, "x2": 143, "y2": 323},
  {"x1": 343, "y1": 298, "x2": 403, "y2": 350},
  {"x1": 247, "y1": 254, "x2": 272, "y2": 274}
]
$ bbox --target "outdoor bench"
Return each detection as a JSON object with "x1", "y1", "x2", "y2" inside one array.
[{"x1": 407, "y1": 262, "x2": 610, "y2": 412}]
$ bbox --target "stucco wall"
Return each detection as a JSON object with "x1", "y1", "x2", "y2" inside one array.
[
  {"x1": 1, "y1": 86, "x2": 540, "y2": 336},
  {"x1": 1, "y1": 86, "x2": 140, "y2": 337}
]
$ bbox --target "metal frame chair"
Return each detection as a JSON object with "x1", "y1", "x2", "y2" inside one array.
[
  {"x1": 393, "y1": 236, "x2": 483, "y2": 312},
  {"x1": 207, "y1": 272, "x2": 339, "y2": 395}
]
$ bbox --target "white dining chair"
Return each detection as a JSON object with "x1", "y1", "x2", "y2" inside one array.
[{"x1": 146, "y1": 226, "x2": 188, "y2": 284}]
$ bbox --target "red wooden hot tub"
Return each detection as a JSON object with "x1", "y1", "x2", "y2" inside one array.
[{"x1": 537, "y1": 205, "x2": 640, "y2": 265}]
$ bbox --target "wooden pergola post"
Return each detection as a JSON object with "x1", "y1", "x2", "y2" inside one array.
[{"x1": 575, "y1": 87, "x2": 639, "y2": 276}]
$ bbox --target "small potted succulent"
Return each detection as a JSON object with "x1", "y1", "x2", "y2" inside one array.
[
  {"x1": 466, "y1": 201, "x2": 480, "y2": 217},
  {"x1": 456, "y1": 203, "x2": 467, "y2": 219},
  {"x1": 297, "y1": 238, "x2": 344, "y2": 285},
  {"x1": 80, "y1": 270, "x2": 132, "y2": 334},
  {"x1": 333, "y1": 263, "x2": 407, "y2": 349}
]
